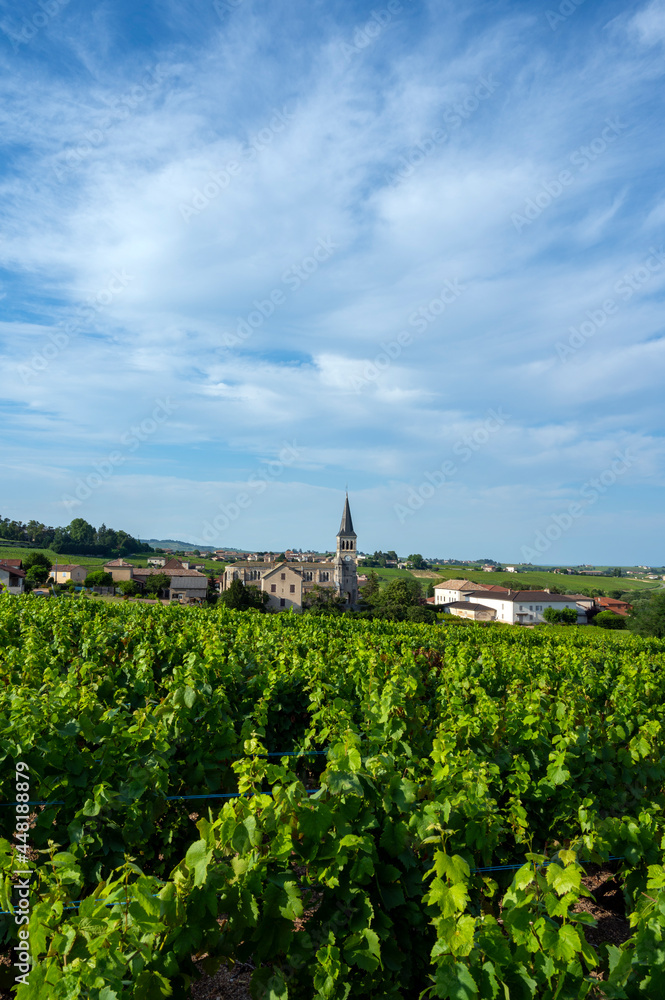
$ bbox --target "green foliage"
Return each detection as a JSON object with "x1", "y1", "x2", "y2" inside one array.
[
  {"x1": 302, "y1": 585, "x2": 347, "y2": 615},
  {"x1": 144, "y1": 572, "x2": 170, "y2": 597},
  {"x1": 117, "y1": 579, "x2": 139, "y2": 596},
  {"x1": 628, "y1": 591, "x2": 665, "y2": 637},
  {"x1": 543, "y1": 607, "x2": 577, "y2": 625},
  {"x1": 218, "y1": 578, "x2": 268, "y2": 611},
  {"x1": 0, "y1": 600, "x2": 664, "y2": 996},
  {"x1": 85, "y1": 570, "x2": 114, "y2": 587},
  {"x1": 595, "y1": 610, "x2": 628, "y2": 630}
]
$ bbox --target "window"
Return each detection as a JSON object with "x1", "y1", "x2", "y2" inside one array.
[
  {"x1": 303, "y1": 571, "x2": 312, "y2": 581},
  {"x1": 280, "y1": 598, "x2": 285, "y2": 607},
  {"x1": 536, "y1": 605, "x2": 542, "y2": 611},
  {"x1": 319, "y1": 571, "x2": 329, "y2": 582},
  {"x1": 280, "y1": 573, "x2": 286, "y2": 580},
  {"x1": 270, "y1": 584, "x2": 276, "y2": 593},
  {"x1": 290, "y1": 584, "x2": 295, "y2": 593},
  {"x1": 529, "y1": 605, "x2": 533, "y2": 611}
]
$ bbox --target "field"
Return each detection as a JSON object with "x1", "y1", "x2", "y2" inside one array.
[
  {"x1": 0, "y1": 546, "x2": 224, "y2": 575},
  {"x1": 1, "y1": 597, "x2": 664, "y2": 998},
  {"x1": 421, "y1": 567, "x2": 660, "y2": 595}
]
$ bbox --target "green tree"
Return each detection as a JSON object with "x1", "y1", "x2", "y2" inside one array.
[
  {"x1": 25, "y1": 564, "x2": 49, "y2": 587},
  {"x1": 375, "y1": 578, "x2": 423, "y2": 620},
  {"x1": 67, "y1": 518, "x2": 96, "y2": 545},
  {"x1": 359, "y1": 570, "x2": 380, "y2": 607},
  {"x1": 302, "y1": 585, "x2": 347, "y2": 615},
  {"x1": 218, "y1": 579, "x2": 268, "y2": 611},
  {"x1": 23, "y1": 551, "x2": 52, "y2": 572},
  {"x1": 543, "y1": 607, "x2": 577, "y2": 625},
  {"x1": 408, "y1": 554, "x2": 427, "y2": 569},
  {"x1": 116, "y1": 580, "x2": 138, "y2": 596},
  {"x1": 85, "y1": 571, "x2": 113, "y2": 587},
  {"x1": 627, "y1": 591, "x2": 665, "y2": 637},
  {"x1": 594, "y1": 610, "x2": 627, "y2": 630},
  {"x1": 144, "y1": 573, "x2": 170, "y2": 598}
]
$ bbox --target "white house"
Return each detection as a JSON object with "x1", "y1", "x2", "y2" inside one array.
[
  {"x1": 451, "y1": 590, "x2": 585, "y2": 625},
  {"x1": 433, "y1": 579, "x2": 484, "y2": 605},
  {"x1": 0, "y1": 561, "x2": 26, "y2": 594}
]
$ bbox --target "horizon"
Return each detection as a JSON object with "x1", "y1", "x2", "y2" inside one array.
[{"x1": 1, "y1": 1, "x2": 664, "y2": 563}]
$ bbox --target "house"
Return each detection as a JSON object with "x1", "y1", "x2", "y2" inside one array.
[
  {"x1": 218, "y1": 494, "x2": 359, "y2": 611},
  {"x1": 103, "y1": 558, "x2": 134, "y2": 582},
  {"x1": 505, "y1": 566, "x2": 517, "y2": 573},
  {"x1": 433, "y1": 580, "x2": 510, "y2": 606},
  {"x1": 0, "y1": 560, "x2": 26, "y2": 594},
  {"x1": 458, "y1": 590, "x2": 584, "y2": 625},
  {"x1": 594, "y1": 596, "x2": 632, "y2": 618},
  {"x1": 444, "y1": 600, "x2": 496, "y2": 621},
  {"x1": 147, "y1": 556, "x2": 166, "y2": 568},
  {"x1": 481, "y1": 564, "x2": 495, "y2": 572},
  {"x1": 433, "y1": 579, "x2": 484, "y2": 605},
  {"x1": 50, "y1": 565, "x2": 88, "y2": 584},
  {"x1": 131, "y1": 564, "x2": 208, "y2": 603}
]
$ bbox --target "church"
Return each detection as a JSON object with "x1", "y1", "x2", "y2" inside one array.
[{"x1": 219, "y1": 494, "x2": 358, "y2": 611}]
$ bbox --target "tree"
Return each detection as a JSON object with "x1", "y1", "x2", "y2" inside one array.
[
  {"x1": 594, "y1": 610, "x2": 627, "y2": 630},
  {"x1": 375, "y1": 578, "x2": 423, "y2": 620},
  {"x1": 67, "y1": 518, "x2": 96, "y2": 546},
  {"x1": 608, "y1": 590, "x2": 624, "y2": 600},
  {"x1": 408, "y1": 554, "x2": 427, "y2": 569},
  {"x1": 85, "y1": 571, "x2": 113, "y2": 587},
  {"x1": 26, "y1": 564, "x2": 49, "y2": 586},
  {"x1": 206, "y1": 575, "x2": 218, "y2": 605},
  {"x1": 23, "y1": 551, "x2": 52, "y2": 572},
  {"x1": 116, "y1": 580, "x2": 138, "y2": 596},
  {"x1": 543, "y1": 607, "x2": 577, "y2": 625},
  {"x1": 359, "y1": 570, "x2": 380, "y2": 607},
  {"x1": 218, "y1": 579, "x2": 268, "y2": 611},
  {"x1": 144, "y1": 573, "x2": 170, "y2": 598},
  {"x1": 302, "y1": 586, "x2": 347, "y2": 615},
  {"x1": 627, "y1": 592, "x2": 665, "y2": 637}
]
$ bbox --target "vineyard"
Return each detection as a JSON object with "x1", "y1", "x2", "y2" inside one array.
[{"x1": 1, "y1": 597, "x2": 664, "y2": 999}]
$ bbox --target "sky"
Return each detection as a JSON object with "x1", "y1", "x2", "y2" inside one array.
[{"x1": 1, "y1": 0, "x2": 664, "y2": 564}]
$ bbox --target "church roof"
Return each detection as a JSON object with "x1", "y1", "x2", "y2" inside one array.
[{"x1": 337, "y1": 494, "x2": 356, "y2": 536}]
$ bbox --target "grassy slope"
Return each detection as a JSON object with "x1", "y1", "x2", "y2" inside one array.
[
  {"x1": 0, "y1": 546, "x2": 224, "y2": 574},
  {"x1": 420, "y1": 567, "x2": 659, "y2": 593}
]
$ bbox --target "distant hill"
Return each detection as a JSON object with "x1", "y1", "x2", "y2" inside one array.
[{"x1": 141, "y1": 539, "x2": 251, "y2": 552}]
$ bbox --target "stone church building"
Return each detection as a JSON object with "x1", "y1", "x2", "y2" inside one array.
[{"x1": 220, "y1": 494, "x2": 358, "y2": 611}]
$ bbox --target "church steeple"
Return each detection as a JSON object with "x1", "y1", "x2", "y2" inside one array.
[
  {"x1": 334, "y1": 493, "x2": 358, "y2": 605},
  {"x1": 337, "y1": 493, "x2": 355, "y2": 537}
]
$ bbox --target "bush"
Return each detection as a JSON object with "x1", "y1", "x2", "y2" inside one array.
[
  {"x1": 594, "y1": 610, "x2": 627, "y2": 630},
  {"x1": 86, "y1": 570, "x2": 114, "y2": 587}
]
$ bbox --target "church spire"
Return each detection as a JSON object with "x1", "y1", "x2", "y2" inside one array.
[{"x1": 337, "y1": 492, "x2": 356, "y2": 536}]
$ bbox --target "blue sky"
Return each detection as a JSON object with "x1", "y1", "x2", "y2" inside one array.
[{"x1": 1, "y1": 0, "x2": 664, "y2": 562}]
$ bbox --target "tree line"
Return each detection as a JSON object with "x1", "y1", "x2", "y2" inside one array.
[{"x1": 0, "y1": 515, "x2": 151, "y2": 557}]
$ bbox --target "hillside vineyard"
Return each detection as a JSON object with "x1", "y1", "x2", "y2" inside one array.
[{"x1": 1, "y1": 598, "x2": 664, "y2": 997}]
